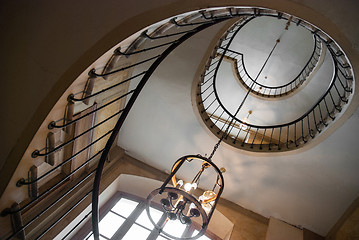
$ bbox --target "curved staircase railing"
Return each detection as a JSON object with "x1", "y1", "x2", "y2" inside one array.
[{"x1": 0, "y1": 7, "x2": 354, "y2": 240}]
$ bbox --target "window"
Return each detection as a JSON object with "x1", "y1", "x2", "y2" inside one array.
[{"x1": 82, "y1": 192, "x2": 220, "y2": 240}]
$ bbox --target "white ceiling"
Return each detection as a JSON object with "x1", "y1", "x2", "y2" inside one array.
[
  {"x1": 230, "y1": 16, "x2": 314, "y2": 86},
  {"x1": 117, "y1": 17, "x2": 359, "y2": 236}
]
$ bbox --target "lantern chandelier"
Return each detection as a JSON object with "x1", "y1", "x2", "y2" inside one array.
[
  {"x1": 146, "y1": 106, "x2": 231, "y2": 239},
  {"x1": 145, "y1": 150, "x2": 226, "y2": 239}
]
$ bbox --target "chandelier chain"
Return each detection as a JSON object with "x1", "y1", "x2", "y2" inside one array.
[{"x1": 208, "y1": 133, "x2": 225, "y2": 161}]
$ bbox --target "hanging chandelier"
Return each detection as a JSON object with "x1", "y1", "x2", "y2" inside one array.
[{"x1": 145, "y1": 154, "x2": 225, "y2": 239}]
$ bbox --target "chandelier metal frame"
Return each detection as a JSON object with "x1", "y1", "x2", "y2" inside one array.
[{"x1": 146, "y1": 155, "x2": 224, "y2": 240}]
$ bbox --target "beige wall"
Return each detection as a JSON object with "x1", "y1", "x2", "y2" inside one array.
[
  {"x1": 327, "y1": 197, "x2": 359, "y2": 240},
  {"x1": 332, "y1": 207, "x2": 359, "y2": 240},
  {"x1": 266, "y1": 217, "x2": 303, "y2": 240}
]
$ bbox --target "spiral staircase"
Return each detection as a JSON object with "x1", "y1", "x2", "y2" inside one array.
[{"x1": 0, "y1": 5, "x2": 357, "y2": 240}]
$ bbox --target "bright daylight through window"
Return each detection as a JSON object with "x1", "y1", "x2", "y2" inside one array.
[{"x1": 85, "y1": 195, "x2": 214, "y2": 240}]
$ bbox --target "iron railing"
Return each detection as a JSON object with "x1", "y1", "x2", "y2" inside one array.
[
  {"x1": 0, "y1": 7, "x2": 353, "y2": 240},
  {"x1": 197, "y1": 14, "x2": 353, "y2": 152}
]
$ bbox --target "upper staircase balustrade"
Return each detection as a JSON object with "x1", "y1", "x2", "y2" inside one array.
[{"x1": 197, "y1": 14, "x2": 353, "y2": 152}]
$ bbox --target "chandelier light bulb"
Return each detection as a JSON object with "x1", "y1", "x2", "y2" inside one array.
[
  {"x1": 184, "y1": 182, "x2": 192, "y2": 192},
  {"x1": 200, "y1": 190, "x2": 217, "y2": 214},
  {"x1": 176, "y1": 179, "x2": 184, "y2": 187}
]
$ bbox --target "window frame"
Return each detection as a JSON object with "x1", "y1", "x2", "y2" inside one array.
[{"x1": 73, "y1": 191, "x2": 221, "y2": 240}]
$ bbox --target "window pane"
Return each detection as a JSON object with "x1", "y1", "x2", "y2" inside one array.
[
  {"x1": 136, "y1": 207, "x2": 163, "y2": 229},
  {"x1": 122, "y1": 224, "x2": 151, "y2": 240},
  {"x1": 192, "y1": 230, "x2": 212, "y2": 240},
  {"x1": 162, "y1": 219, "x2": 187, "y2": 238},
  {"x1": 99, "y1": 212, "x2": 125, "y2": 238},
  {"x1": 111, "y1": 198, "x2": 139, "y2": 217}
]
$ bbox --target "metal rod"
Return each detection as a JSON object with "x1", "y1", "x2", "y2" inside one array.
[
  {"x1": 20, "y1": 130, "x2": 112, "y2": 185},
  {"x1": 206, "y1": 105, "x2": 220, "y2": 120},
  {"x1": 301, "y1": 120, "x2": 305, "y2": 142},
  {"x1": 199, "y1": 90, "x2": 214, "y2": 104},
  {"x1": 36, "y1": 106, "x2": 126, "y2": 157},
  {"x1": 201, "y1": 75, "x2": 215, "y2": 86},
  {"x1": 318, "y1": 103, "x2": 327, "y2": 126},
  {"x1": 203, "y1": 98, "x2": 216, "y2": 112},
  {"x1": 5, "y1": 172, "x2": 95, "y2": 240},
  {"x1": 259, "y1": 129, "x2": 266, "y2": 149},
  {"x1": 251, "y1": 128, "x2": 259, "y2": 148},
  {"x1": 61, "y1": 210, "x2": 92, "y2": 240},
  {"x1": 201, "y1": 83, "x2": 214, "y2": 95},
  {"x1": 34, "y1": 189, "x2": 93, "y2": 240},
  {"x1": 50, "y1": 91, "x2": 130, "y2": 129},
  {"x1": 3, "y1": 149, "x2": 103, "y2": 216},
  {"x1": 286, "y1": 126, "x2": 289, "y2": 148}
]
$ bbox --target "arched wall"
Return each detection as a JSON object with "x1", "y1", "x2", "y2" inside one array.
[{"x1": 1, "y1": 0, "x2": 358, "y2": 196}]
